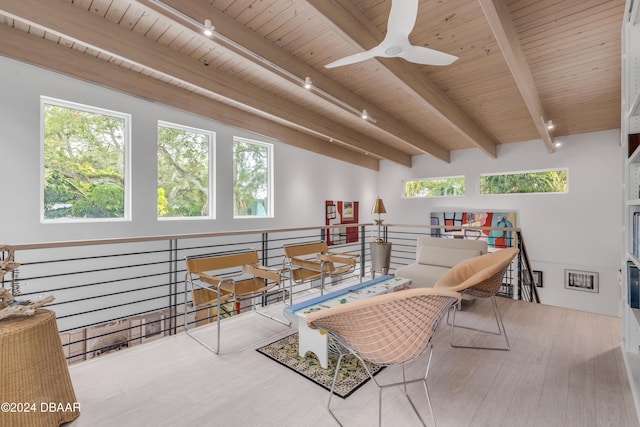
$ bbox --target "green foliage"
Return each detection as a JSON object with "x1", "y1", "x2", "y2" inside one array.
[
  {"x1": 72, "y1": 183, "x2": 124, "y2": 218},
  {"x1": 157, "y1": 188, "x2": 168, "y2": 217},
  {"x1": 157, "y1": 125, "x2": 210, "y2": 217},
  {"x1": 233, "y1": 140, "x2": 269, "y2": 216},
  {"x1": 404, "y1": 177, "x2": 465, "y2": 198},
  {"x1": 43, "y1": 103, "x2": 126, "y2": 219},
  {"x1": 480, "y1": 170, "x2": 567, "y2": 194}
]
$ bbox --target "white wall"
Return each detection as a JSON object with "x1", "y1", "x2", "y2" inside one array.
[
  {"x1": 0, "y1": 56, "x2": 624, "y2": 317},
  {"x1": 378, "y1": 131, "x2": 622, "y2": 316},
  {"x1": 0, "y1": 56, "x2": 378, "y2": 244}
]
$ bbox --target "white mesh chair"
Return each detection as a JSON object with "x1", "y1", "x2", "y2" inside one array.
[
  {"x1": 306, "y1": 288, "x2": 460, "y2": 427},
  {"x1": 434, "y1": 247, "x2": 519, "y2": 351}
]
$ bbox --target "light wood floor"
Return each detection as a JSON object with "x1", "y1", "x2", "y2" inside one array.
[{"x1": 66, "y1": 288, "x2": 639, "y2": 427}]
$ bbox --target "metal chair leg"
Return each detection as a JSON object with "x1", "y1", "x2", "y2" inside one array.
[
  {"x1": 327, "y1": 345, "x2": 437, "y2": 427},
  {"x1": 327, "y1": 352, "x2": 346, "y2": 427},
  {"x1": 251, "y1": 294, "x2": 291, "y2": 327},
  {"x1": 184, "y1": 277, "x2": 222, "y2": 354},
  {"x1": 450, "y1": 295, "x2": 510, "y2": 351},
  {"x1": 402, "y1": 345, "x2": 436, "y2": 427},
  {"x1": 185, "y1": 279, "x2": 290, "y2": 355}
]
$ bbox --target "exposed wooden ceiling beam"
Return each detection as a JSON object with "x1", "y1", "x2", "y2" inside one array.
[
  {"x1": 139, "y1": 0, "x2": 450, "y2": 163},
  {"x1": 0, "y1": 24, "x2": 379, "y2": 170},
  {"x1": 479, "y1": 0, "x2": 555, "y2": 153},
  {"x1": 302, "y1": 0, "x2": 498, "y2": 158},
  {"x1": 0, "y1": 0, "x2": 411, "y2": 166}
]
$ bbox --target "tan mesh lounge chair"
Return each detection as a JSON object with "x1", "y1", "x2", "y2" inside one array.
[
  {"x1": 306, "y1": 288, "x2": 461, "y2": 427},
  {"x1": 184, "y1": 249, "x2": 290, "y2": 354},
  {"x1": 434, "y1": 247, "x2": 520, "y2": 351},
  {"x1": 282, "y1": 241, "x2": 360, "y2": 302}
]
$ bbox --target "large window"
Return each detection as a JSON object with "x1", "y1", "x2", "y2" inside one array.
[
  {"x1": 42, "y1": 97, "x2": 130, "y2": 221},
  {"x1": 233, "y1": 137, "x2": 273, "y2": 218},
  {"x1": 480, "y1": 169, "x2": 568, "y2": 195},
  {"x1": 157, "y1": 122, "x2": 214, "y2": 219},
  {"x1": 403, "y1": 176, "x2": 465, "y2": 198}
]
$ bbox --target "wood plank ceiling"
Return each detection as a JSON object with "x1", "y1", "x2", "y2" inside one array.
[{"x1": 0, "y1": 0, "x2": 624, "y2": 170}]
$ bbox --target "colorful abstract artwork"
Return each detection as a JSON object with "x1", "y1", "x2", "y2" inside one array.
[{"x1": 430, "y1": 211, "x2": 518, "y2": 248}]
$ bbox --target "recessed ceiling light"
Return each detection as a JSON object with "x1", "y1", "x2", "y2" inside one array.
[{"x1": 203, "y1": 19, "x2": 214, "y2": 36}]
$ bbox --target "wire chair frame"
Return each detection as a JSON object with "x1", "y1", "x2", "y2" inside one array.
[
  {"x1": 308, "y1": 290, "x2": 459, "y2": 427},
  {"x1": 438, "y1": 248, "x2": 520, "y2": 351},
  {"x1": 447, "y1": 266, "x2": 511, "y2": 350}
]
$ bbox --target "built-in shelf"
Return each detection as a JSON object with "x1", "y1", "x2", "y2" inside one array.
[
  {"x1": 631, "y1": 95, "x2": 640, "y2": 118},
  {"x1": 632, "y1": 306, "x2": 640, "y2": 328},
  {"x1": 623, "y1": 1, "x2": 640, "y2": 421},
  {"x1": 624, "y1": 351, "x2": 640, "y2": 422},
  {"x1": 628, "y1": 253, "x2": 640, "y2": 267},
  {"x1": 630, "y1": 134, "x2": 640, "y2": 161}
]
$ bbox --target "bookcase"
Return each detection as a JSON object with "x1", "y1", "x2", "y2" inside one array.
[{"x1": 622, "y1": 0, "x2": 640, "y2": 419}]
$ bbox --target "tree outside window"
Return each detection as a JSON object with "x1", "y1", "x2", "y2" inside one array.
[
  {"x1": 404, "y1": 176, "x2": 465, "y2": 198},
  {"x1": 233, "y1": 138, "x2": 272, "y2": 218},
  {"x1": 480, "y1": 169, "x2": 567, "y2": 195},
  {"x1": 42, "y1": 98, "x2": 129, "y2": 220},
  {"x1": 157, "y1": 122, "x2": 214, "y2": 218}
]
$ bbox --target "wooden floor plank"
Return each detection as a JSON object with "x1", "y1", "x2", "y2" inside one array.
[
  {"x1": 64, "y1": 289, "x2": 639, "y2": 427},
  {"x1": 531, "y1": 307, "x2": 576, "y2": 426},
  {"x1": 467, "y1": 299, "x2": 548, "y2": 427},
  {"x1": 564, "y1": 310, "x2": 597, "y2": 426},
  {"x1": 500, "y1": 304, "x2": 563, "y2": 427}
]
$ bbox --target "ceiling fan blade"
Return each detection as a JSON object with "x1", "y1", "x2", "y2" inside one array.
[
  {"x1": 324, "y1": 0, "x2": 457, "y2": 68},
  {"x1": 324, "y1": 48, "x2": 378, "y2": 68},
  {"x1": 385, "y1": 0, "x2": 419, "y2": 42},
  {"x1": 398, "y1": 45, "x2": 458, "y2": 66}
]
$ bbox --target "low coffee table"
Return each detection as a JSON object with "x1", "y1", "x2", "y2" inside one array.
[{"x1": 283, "y1": 275, "x2": 411, "y2": 368}]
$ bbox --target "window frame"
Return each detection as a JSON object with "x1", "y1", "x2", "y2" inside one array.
[
  {"x1": 402, "y1": 175, "x2": 466, "y2": 198},
  {"x1": 479, "y1": 168, "x2": 569, "y2": 196},
  {"x1": 40, "y1": 96, "x2": 131, "y2": 223},
  {"x1": 156, "y1": 120, "x2": 216, "y2": 221},
  {"x1": 232, "y1": 137, "x2": 274, "y2": 219}
]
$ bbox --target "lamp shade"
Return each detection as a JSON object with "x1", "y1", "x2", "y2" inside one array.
[{"x1": 371, "y1": 198, "x2": 386, "y2": 214}]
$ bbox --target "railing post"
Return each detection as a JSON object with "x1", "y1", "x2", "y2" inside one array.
[
  {"x1": 517, "y1": 246, "x2": 523, "y2": 301},
  {"x1": 360, "y1": 225, "x2": 366, "y2": 278},
  {"x1": 261, "y1": 233, "x2": 270, "y2": 306},
  {"x1": 169, "y1": 238, "x2": 178, "y2": 335},
  {"x1": 261, "y1": 232, "x2": 268, "y2": 265}
]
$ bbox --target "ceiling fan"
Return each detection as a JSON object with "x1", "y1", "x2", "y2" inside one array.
[{"x1": 324, "y1": 0, "x2": 458, "y2": 68}]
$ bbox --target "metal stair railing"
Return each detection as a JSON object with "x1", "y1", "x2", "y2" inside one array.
[{"x1": 516, "y1": 231, "x2": 540, "y2": 303}]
